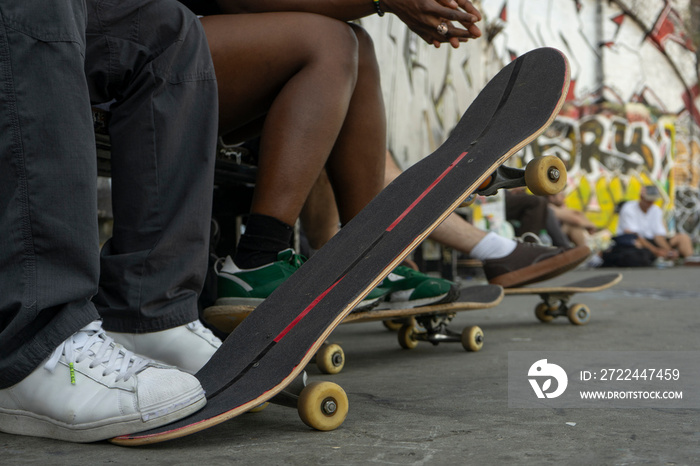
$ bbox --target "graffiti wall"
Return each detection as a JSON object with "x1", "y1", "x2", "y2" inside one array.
[
  {"x1": 361, "y1": 0, "x2": 700, "y2": 241},
  {"x1": 515, "y1": 102, "x2": 681, "y2": 234}
]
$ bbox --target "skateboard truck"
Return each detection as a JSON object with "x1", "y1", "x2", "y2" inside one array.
[
  {"x1": 397, "y1": 314, "x2": 484, "y2": 352},
  {"x1": 534, "y1": 294, "x2": 591, "y2": 326},
  {"x1": 462, "y1": 155, "x2": 567, "y2": 206}
]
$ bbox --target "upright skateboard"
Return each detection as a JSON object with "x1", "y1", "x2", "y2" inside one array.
[
  {"x1": 204, "y1": 284, "x2": 504, "y2": 374},
  {"x1": 504, "y1": 273, "x2": 622, "y2": 325},
  {"x1": 112, "y1": 47, "x2": 571, "y2": 445}
]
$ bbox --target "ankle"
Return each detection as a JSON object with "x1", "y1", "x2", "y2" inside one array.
[
  {"x1": 470, "y1": 232, "x2": 517, "y2": 260},
  {"x1": 234, "y1": 214, "x2": 294, "y2": 269}
]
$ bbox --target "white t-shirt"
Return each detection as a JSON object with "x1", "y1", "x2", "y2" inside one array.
[{"x1": 616, "y1": 201, "x2": 667, "y2": 239}]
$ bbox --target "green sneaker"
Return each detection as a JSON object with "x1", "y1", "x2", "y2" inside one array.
[
  {"x1": 354, "y1": 285, "x2": 391, "y2": 311},
  {"x1": 215, "y1": 249, "x2": 305, "y2": 306},
  {"x1": 374, "y1": 265, "x2": 459, "y2": 310},
  {"x1": 215, "y1": 249, "x2": 386, "y2": 309}
]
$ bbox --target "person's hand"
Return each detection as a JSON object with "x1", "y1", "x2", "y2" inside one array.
[
  {"x1": 653, "y1": 246, "x2": 676, "y2": 259},
  {"x1": 382, "y1": 0, "x2": 482, "y2": 49}
]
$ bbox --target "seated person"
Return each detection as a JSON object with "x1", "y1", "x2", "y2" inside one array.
[
  {"x1": 299, "y1": 151, "x2": 591, "y2": 289},
  {"x1": 187, "y1": 0, "x2": 483, "y2": 309},
  {"x1": 547, "y1": 191, "x2": 597, "y2": 248},
  {"x1": 616, "y1": 185, "x2": 692, "y2": 261},
  {"x1": 505, "y1": 188, "x2": 573, "y2": 248},
  {"x1": 0, "y1": 0, "x2": 219, "y2": 443}
]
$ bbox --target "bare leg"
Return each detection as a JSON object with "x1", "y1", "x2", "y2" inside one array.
[
  {"x1": 325, "y1": 24, "x2": 385, "y2": 224},
  {"x1": 300, "y1": 170, "x2": 339, "y2": 250},
  {"x1": 384, "y1": 151, "x2": 484, "y2": 253},
  {"x1": 202, "y1": 14, "x2": 384, "y2": 227},
  {"x1": 669, "y1": 232, "x2": 693, "y2": 258},
  {"x1": 301, "y1": 150, "x2": 487, "y2": 253},
  {"x1": 561, "y1": 223, "x2": 589, "y2": 247}
]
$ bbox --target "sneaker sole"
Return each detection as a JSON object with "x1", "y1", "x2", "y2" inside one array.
[
  {"x1": 489, "y1": 246, "x2": 591, "y2": 288},
  {"x1": 215, "y1": 297, "x2": 266, "y2": 307},
  {"x1": 374, "y1": 284, "x2": 460, "y2": 310},
  {"x1": 0, "y1": 389, "x2": 205, "y2": 443},
  {"x1": 352, "y1": 296, "x2": 385, "y2": 312}
]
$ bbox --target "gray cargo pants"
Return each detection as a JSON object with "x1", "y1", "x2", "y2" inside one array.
[{"x1": 0, "y1": 0, "x2": 217, "y2": 388}]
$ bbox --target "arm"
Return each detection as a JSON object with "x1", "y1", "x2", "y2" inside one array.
[
  {"x1": 649, "y1": 207, "x2": 676, "y2": 258},
  {"x1": 635, "y1": 235, "x2": 677, "y2": 259},
  {"x1": 216, "y1": 0, "x2": 482, "y2": 47}
]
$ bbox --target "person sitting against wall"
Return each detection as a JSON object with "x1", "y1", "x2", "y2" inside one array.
[
  {"x1": 504, "y1": 188, "x2": 572, "y2": 248},
  {"x1": 0, "y1": 0, "x2": 220, "y2": 443},
  {"x1": 610, "y1": 185, "x2": 693, "y2": 264},
  {"x1": 547, "y1": 191, "x2": 597, "y2": 248}
]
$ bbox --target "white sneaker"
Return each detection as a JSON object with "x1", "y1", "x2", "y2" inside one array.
[
  {"x1": 109, "y1": 320, "x2": 222, "y2": 374},
  {"x1": 0, "y1": 320, "x2": 205, "y2": 443}
]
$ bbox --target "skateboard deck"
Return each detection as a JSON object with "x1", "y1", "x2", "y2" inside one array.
[
  {"x1": 504, "y1": 273, "x2": 622, "y2": 325},
  {"x1": 204, "y1": 284, "x2": 503, "y2": 371},
  {"x1": 112, "y1": 47, "x2": 570, "y2": 445}
]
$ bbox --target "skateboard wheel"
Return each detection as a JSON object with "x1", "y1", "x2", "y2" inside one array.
[
  {"x1": 398, "y1": 325, "x2": 419, "y2": 349},
  {"x1": 382, "y1": 319, "x2": 403, "y2": 332},
  {"x1": 534, "y1": 303, "x2": 555, "y2": 323},
  {"x1": 460, "y1": 193, "x2": 477, "y2": 207},
  {"x1": 247, "y1": 402, "x2": 269, "y2": 413},
  {"x1": 316, "y1": 343, "x2": 345, "y2": 375},
  {"x1": 478, "y1": 174, "x2": 494, "y2": 191},
  {"x1": 524, "y1": 156, "x2": 567, "y2": 196},
  {"x1": 298, "y1": 381, "x2": 348, "y2": 431},
  {"x1": 461, "y1": 326, "x2": 484, "y2": 352},
  {"x1": 567, "y1": 303, "x2": 591, "y2": 325}
]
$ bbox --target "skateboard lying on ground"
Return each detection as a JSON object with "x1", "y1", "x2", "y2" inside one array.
[
  {"x1": 203, "y1": 284, "x2": 504, "y2": 373},
  {"x1": 351, "y1": 284, "x2": 503, "y2": 354},
  {"x1": 504, "y1": 273, "x2": 622, "y2": 325},
  {"x1": 111, "y1": 47, "x2": 570, "y2": 446}
]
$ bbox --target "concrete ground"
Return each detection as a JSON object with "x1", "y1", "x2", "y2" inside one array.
[{"x1": 2, "y1": 266, "x2": 699, "y2": 465}]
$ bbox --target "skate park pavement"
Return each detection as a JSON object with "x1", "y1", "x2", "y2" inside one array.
[{"x1": 2, "y1": 266, "x2": 699, "y2": 465}]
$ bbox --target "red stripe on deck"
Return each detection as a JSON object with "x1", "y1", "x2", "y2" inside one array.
[
  {"x1": 273, "y1": 278, "x2": 344, "y2": 342},
  {"x1": 386, "y1": 152, "x2": 469, "y2": 232}
]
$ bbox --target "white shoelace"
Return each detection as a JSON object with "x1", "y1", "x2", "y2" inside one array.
[
  {"x1": 44, "y1": 321, "x2": 150, "y2": 384},
  {"x1": 515, "y1": 232, "x2": 544, "y2": 245},
  {"x1": 186, "y1": 320, "x2": 222, "y2": 348}
]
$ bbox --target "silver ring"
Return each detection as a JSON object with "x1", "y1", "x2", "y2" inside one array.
[{"x1": 437, "y1": 22, "x2": 448, "y2": 36}]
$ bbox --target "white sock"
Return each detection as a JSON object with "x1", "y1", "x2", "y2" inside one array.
[{"x1": 470, "y1": 232, "x2": 517, "y2": 260}]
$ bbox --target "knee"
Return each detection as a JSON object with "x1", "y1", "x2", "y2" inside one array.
[
  {"x1": 142, "y1": 0, "x2": 215, "y2": 81},
  {"x1": 144, "y1": 0, "x2": 204, "y2": 42},
  {"x1": 349, "y1": 24, "x2": 380, "y2": 72},
  {"x1": 311, "y1": 19, "x2": 360, "y2": 81}
]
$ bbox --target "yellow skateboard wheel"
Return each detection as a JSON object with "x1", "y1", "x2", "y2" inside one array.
[
  {"x1": 298, "y1": 381, "x2": 348, "y2": 431},
  {"x1": 315, "y1": 343, "x2": 345, "y2": 375},
  {"x1": 525, "y1": 155, "x2": 567, "y2": 195}
]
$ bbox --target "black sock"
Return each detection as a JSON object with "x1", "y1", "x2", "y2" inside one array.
[{"x1": 234, "y1": 213, "x2": 294, "y2": 269}]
